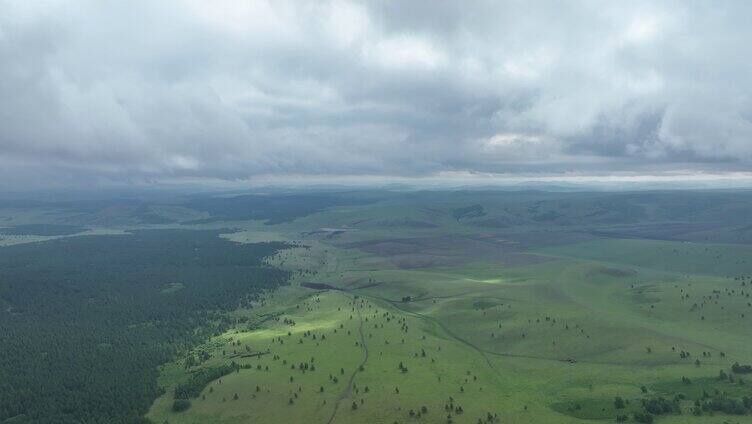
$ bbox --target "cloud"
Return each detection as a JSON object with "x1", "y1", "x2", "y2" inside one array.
[{"x1": 1, "y1": 0, "x2": 751, "y2": 187}]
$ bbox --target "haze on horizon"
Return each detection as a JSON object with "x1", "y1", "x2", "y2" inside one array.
[{"x1": 2, "y1": 0, "x2": 752, "y2": 189}]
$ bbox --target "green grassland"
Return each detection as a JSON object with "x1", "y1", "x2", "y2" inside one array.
[{"x1": 147, "y1": 212, "x2": 752, "y2": 423}]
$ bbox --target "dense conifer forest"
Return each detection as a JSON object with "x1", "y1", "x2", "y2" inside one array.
[{"x1": 0, "y1": 230, "x2": 290, "y2": 423}]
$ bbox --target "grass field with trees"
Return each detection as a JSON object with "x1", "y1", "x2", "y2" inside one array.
[{"x1": 3, "y1": 189, "x2": 752, "y2": 423}]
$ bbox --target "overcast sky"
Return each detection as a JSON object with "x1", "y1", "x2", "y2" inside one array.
[{"x1": 1, "y1": 0, "x2": 752, "y2": 188}]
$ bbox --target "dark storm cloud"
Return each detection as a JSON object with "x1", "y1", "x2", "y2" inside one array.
[{"x1": 1, "y1": 0, "x2": 752, "y2": 186}]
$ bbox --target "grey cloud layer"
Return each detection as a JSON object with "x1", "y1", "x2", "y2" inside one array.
[{"x1": 1, "y1": 0, "x2": 751, "y2": 185}]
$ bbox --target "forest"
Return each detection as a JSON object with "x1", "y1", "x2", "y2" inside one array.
[{"x1": 0, "y1": 229, "x2": 290, "y2": 424}]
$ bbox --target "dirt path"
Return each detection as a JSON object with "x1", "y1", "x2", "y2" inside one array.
[
  {"x1": 326, "y1": 295, "x2": 368, "y2": 424},
  {"x1": 379, "y1": 295, "x2": 505, "y2": 378},
  {"x1": 366, "y1": 293, "x2": 669, "y2": 370}
]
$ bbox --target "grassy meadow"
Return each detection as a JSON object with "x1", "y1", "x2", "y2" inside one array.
[{"x1": 146, "y1": 199, "x2": 752, "y2": 423}]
